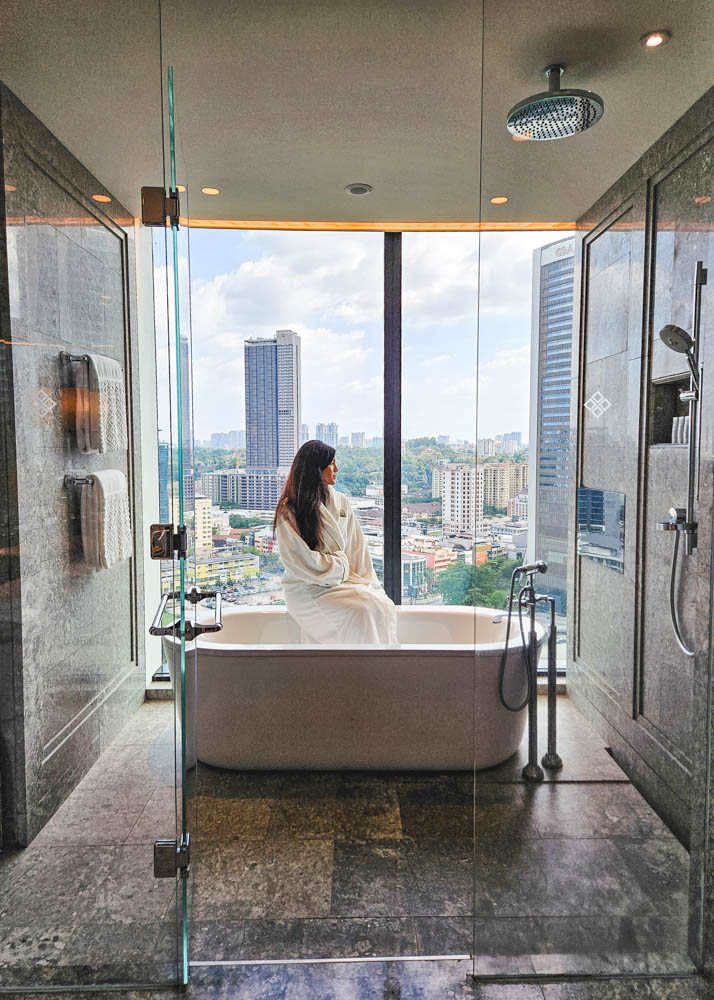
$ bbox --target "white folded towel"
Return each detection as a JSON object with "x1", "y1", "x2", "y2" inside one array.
[
  {"x1": 75, "y1": 353, "x2": 128, "y2": 454},
  {"x1": 80, "y1": 469, "x2": 133, "y2": 570}
]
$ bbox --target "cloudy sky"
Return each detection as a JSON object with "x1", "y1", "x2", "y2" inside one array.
[{"x1": 155, "y1": 228, "x2": 571, "y2": 445}]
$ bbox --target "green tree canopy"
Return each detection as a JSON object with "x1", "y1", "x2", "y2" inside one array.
[
  {"x1": 437, "y1": 555, "x2": 522, "y2": 608},
  {"x1": 229, "y1": 514, "x2": 271, "y2": 529}
]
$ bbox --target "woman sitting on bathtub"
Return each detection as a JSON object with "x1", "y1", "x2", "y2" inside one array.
[{"x1": 273, "y1": 440, "x2": 398, "y2": 644}]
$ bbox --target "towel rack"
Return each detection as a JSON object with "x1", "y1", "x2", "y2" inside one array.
[
  {"x1": 64, "y1": 474, "x2": 95, "y2": 488},
  {"x1": 59, "y1": 351, "x2": 90, "y2": 365}
]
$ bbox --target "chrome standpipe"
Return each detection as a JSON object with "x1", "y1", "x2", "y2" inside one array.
[
  {"x1": 519, "y1": 569, "x2": 544, "y2": 783},
  {"x1": 684, "y1": 260, "x2": 707, "y2": 556},
  {"x1": 541, "y1": 596, "x2": 563, "y2": 771}
]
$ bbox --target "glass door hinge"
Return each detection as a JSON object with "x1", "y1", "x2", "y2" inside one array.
[
  {"x1": 150, "y1": 523, "x2": 187, "y2": 560},
  {"x1": 154, "y1": 833, "x2": 190, "y2": 878},
  {"x1": 141, "y1": 186, "x2": 181, "y2": 228}
]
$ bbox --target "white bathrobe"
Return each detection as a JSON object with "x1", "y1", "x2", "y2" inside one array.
[{"x1": 275, "y1": 486, "x2": 398, "y2": 644}]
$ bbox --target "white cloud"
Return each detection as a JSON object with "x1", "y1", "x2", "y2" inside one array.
[{"x1": 153, "y1": 229, "x2": 567, "y2": 443}]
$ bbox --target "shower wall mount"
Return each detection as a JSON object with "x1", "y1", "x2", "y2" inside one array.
[{"x1": 656, "y1": 260, "x2": 708, "y2": 657}]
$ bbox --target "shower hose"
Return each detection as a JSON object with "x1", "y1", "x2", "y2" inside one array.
[
  {"x1": 669, "y1": 529, "x2": 695, "y2": 657},
  {"x1": 498, "y1": 573, "x2": 533, "y2": 712}
]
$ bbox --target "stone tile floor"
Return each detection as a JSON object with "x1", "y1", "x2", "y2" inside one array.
[{"x1": 0, "y1": 696, "x2": 700, "y2": 995}]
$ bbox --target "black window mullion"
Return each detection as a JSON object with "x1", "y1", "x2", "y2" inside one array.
[{"x1": 384, "y1": 232, "x2": 402, "y2": 604}]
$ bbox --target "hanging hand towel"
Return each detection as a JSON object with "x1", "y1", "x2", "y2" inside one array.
[
  {"x1": 80, "y1": 469, "x2": 133, "y2": 569},
  {"x1": 75, "y1": 353, "x2": 128, "y2": 454}
]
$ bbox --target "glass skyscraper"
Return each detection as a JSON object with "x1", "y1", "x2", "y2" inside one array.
[
  {"x1": 242, "y1": 329, "x2": 301, "y2": 508},
  {"x1": 527, "y1": 237, "x2": 575, "y2": 611}
]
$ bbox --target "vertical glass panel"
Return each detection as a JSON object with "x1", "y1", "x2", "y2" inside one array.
[
  {"x1": 473, "y1": 0, "x2": 695, "y2": 980},
  {"x1": 401, "y1": 233, "x2": 479, "y2": 607},
  {"x1": 0, "y1": 0, "x2": 180, "y2": 988}
]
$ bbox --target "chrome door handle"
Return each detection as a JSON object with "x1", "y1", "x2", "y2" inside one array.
[{"x1": 149, "y1": 590, "x2": 223, "y2": 640}]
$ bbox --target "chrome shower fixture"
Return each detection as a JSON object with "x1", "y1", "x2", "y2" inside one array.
[
  {"x1": 659, "y1": 323, "x2": 700, "y2": 392},
  {"x1": 506, "y1": 65, "x2": 604, "y2": 141}
]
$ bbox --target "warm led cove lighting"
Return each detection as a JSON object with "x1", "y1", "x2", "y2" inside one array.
[
  {"x1": 92, "y1": 194, "x2": 111, "y2": 203},
  {"x1": 201, "y1": 187, "x2": 220, "y2": 196},
  {"x1": 694, "y1": 195, "x2": 712, "y2": 205},
  {"x1": 345, "y1": 182, "x2": 373, "y2": 196},
  {"x1": 490, "y1": 196, "x2": 509, "y2": 205},
  {"x1": 640, "y1": 29, "x2": 671, "y2": 48}
]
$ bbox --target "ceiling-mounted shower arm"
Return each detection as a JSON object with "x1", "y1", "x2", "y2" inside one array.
[{"x1": 545, "y1": 65, "x2": 564, "y2": 92}]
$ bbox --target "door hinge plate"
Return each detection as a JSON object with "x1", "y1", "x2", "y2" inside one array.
[
  {"x1": 154, "y1": 833, "x2": 190, "y2": 878},
  {"x1": 150, "y1": 524, "x2": 187, "y2": 561}
]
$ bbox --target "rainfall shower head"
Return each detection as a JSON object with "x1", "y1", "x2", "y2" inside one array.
[
  {"x1": 506, "y1": 65, "x2": 604, "y2": 141},
  {"x1": 660, "y1": 324, "x2": 694, "y2": 354}
]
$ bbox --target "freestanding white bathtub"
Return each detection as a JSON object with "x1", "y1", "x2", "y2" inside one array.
[{"x1": 164, "y1": 604, "x2": 544, "y2": 771}]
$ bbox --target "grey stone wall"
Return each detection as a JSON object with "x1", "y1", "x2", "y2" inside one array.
[
  {"x1": 567, "y1": 87, "x2": 714, "y2": 966},
  {"x1": 0, "y1": 84, "x2": 146, "y2": 846}
]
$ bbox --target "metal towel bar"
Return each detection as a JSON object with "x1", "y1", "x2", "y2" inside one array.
[
  {"x1": 59, "y1": 351, "x2": 90, "y2": 364},
  {"x1": 63, "y1": 474, "x2": 95, "y2": 487}
]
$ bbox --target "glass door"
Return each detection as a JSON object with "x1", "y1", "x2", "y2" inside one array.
[{"x1": 155, "y1": 61, "x2": 202, "y2": 985}]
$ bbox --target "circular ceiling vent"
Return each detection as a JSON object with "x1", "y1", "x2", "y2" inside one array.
[{"x1": 345, "y1": 182, "x2": 373, "y2": 196}]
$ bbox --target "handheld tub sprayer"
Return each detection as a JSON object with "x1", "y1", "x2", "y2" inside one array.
[{"x1": 498, "y1": 561, "x2": 563, "y2": 781}]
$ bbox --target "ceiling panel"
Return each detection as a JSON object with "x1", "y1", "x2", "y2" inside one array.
[{"x1": 1, "y1": 0, "x2": 711, "y2": 225}]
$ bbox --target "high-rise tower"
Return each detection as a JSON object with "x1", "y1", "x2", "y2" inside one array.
[
  {"x1": 527, "y1": 237, "x2": 575, "y2": 610},
  {"x1": 242, "y1": 329, "x2": 301, "y2": 509},
  {"x1": 244, "y1": 329, "x2": 301, "y2": 468}
]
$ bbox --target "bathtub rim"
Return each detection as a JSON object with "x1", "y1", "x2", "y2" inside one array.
[{"x1": 166, "y1": 603, "x2": 545, "y2": 657}]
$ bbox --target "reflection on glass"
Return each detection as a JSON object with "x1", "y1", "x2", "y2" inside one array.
[{"x1": 576, "y1": 487, "x2": 625, "y2": 572}]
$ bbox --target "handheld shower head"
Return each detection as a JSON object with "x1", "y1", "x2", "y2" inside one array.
[
  {"x1": 659, "y1": 324, "x2": 699, "y2": 392},
  {"x1": 660, "y1": 324, "x2": 694, "y2": 354}
]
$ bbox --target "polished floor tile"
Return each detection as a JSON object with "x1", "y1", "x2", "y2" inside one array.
[
  {"x1": 520, "y1": 782, "x2": 672, "y2": 839},
  {"x1": 191, "y1": 838, "x2": 334, "y2": 920},
  {"x1": 0, "y1": 696, "x2": 694, "y2": 989}
]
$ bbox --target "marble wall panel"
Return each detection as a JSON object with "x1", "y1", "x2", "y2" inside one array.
[
  {"x1": 585, "y1": 221, "x2": 632, "y2": 365},
  {"x1": 0, "y1": 84, "x2": 145, "y2": 845},
  {"x1": 640, "y1": 448, "x2": 696, "y2": 762},
  {"x1": 581, "y1": 350, "x2": 629, "y2": 458},
  {"x1": 650, "y1": 140, "x2": 714, "y2": 383},
  {"x1": 577, "y1": 557, "x2": 633, "y2": 708}
]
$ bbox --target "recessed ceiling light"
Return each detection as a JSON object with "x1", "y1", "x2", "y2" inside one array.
[
  {"x1": 92, "y1": 194, "x2": 111, "y2": 203},
  {"x1": 694, "y1": 195, "x2": 712, "y2": 205},
  {"x1": 490, "y1": 196, "x2": 509, "y2": 205},
  {"x1": 640, "y1": 29, "x2": 671, "y2": 48},
  {"x1": 345, "y1": 183, "x2": 373, "y2": 196},
  {"x1": 176, "y1": 185, "x2": 186, "y2": 193},
  {"x1": 201, "y1": 186, "x2": 220, "y2": 196},
  {"x1": 4, "y1": 184, "x2": 16, "y2": 192}
]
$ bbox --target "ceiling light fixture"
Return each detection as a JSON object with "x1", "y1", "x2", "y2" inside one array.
[
  {"x1": 176, "y1": 185, "x2": 186, "y2": 193},
  {"x1": 92, "y1": 194, "x2": 111, "y2": 203},
  {"x1": 640, "y1": 29, "x2": 672, "y2": 48},
  {"x1": 694, "y1": 195, "x2": 712, "y2": 205},
  {"x1": 345, "y1": 183, "x2": 373, "y2": 196},
  {"x1": 201, "y1": 186, "x2": 220, "y2": 196},
  {"x1": 490, "y1": 196, "x2": 509, "y2": 205}
]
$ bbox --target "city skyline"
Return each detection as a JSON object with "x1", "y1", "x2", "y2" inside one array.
[{"x1": 155, "y1": 230, "x2": 570, "y2": 443}]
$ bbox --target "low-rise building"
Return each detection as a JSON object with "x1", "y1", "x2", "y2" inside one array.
[{"x1": 194, "y1": 553, "x2": 260, "y2": 587}]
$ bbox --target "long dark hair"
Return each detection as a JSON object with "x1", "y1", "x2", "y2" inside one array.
[{"x1": 273, "y1": 440, "x2": 336, "y2": 550}]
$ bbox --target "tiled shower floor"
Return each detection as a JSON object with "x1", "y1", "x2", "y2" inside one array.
[{"x1": 0, "y1": 696, "x2": 695, "y2": 989}]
